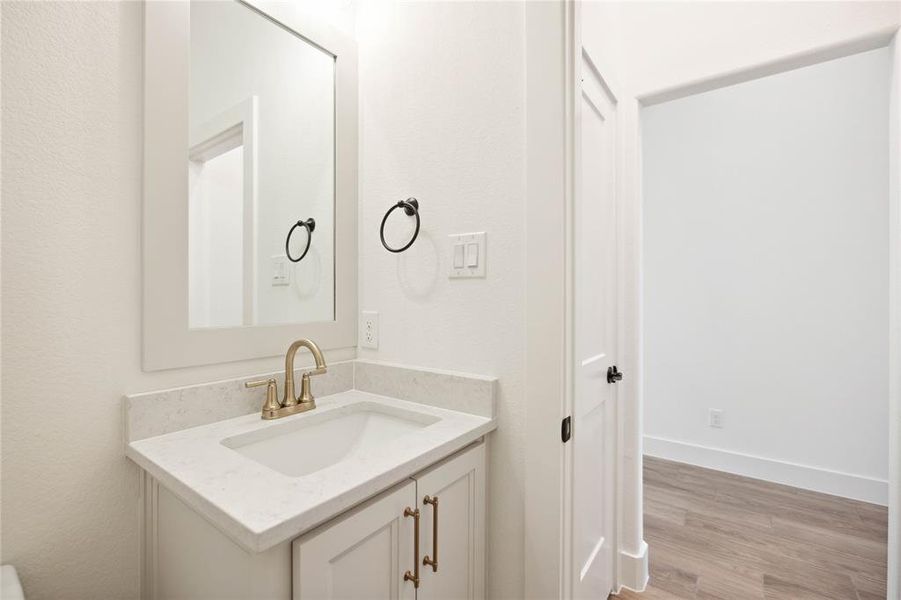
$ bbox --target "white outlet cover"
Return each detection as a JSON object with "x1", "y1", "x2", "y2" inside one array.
[
  {"x1": 448, "y1": 232, "x2": 486, "y2": 278},
  {"x1": 361, "y1": 311, "x2": 379, "y2": 349},
  {"x1": 708, "y1": 409, "x2": 724, "y2": 429}
]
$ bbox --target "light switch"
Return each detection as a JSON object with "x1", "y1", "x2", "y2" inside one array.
[
  {"x1": 453, "y1": 243, "x2": 465, "y2": 268},
  {"x1": 466, "y1": 243, "x2": 479, "y2": 267},
  {"x1": 448, "y1": 232, "x2": 487, "y2": 278}
]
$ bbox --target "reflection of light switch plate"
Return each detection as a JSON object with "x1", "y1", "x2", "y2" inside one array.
[
  {"x1": 448, "y1": 232, "x2": 486, "y2": 278},
  {"x1": 271, "y1": 255, "x2": 290, "y2": 286}
]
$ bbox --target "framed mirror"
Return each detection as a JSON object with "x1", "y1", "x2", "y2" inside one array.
[{"x1": 143, "y1": 0, "x2": 357, "y2": 370}]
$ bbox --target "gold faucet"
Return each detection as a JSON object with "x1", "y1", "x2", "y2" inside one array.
[{"x1": 244, "y1": 339, "x2": 328, "y2": 420}]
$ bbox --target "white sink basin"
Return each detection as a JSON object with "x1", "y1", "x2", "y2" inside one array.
[
  {"x1": 126, "y1": 390, "x2": 496, "y2": 551},
  {"x1": 221, "y1": 401, "x2": 440, "y2": 477}
]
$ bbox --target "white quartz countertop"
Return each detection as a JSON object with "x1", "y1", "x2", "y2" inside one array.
[{"x1": 126, "y1": 390, "x2": 496, "y2": 553}]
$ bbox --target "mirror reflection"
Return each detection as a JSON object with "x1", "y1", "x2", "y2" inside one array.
[{"x1": 188, "y1": 0, "x2": 335, "y2": 329}]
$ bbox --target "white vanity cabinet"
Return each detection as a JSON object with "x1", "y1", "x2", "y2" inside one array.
[
  {"x1": 292, "y1": 481, "x2": 417, "y2": 600},
  {"x1": 145, "y1": 441, "x2": 486, "y2": 600},
  {"x1": 293, "y1": 442, "x2": 486, "y2": 600},
  {"x1": 414, "y1": 442, "x2": 486, "y2": 600}
]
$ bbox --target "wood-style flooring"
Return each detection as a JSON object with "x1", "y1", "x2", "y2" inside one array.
[{"x1": 612, "y1": 457, "x2": 888, "y2": 600}]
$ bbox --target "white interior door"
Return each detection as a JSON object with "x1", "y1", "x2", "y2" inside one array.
[{"x1": 569, "y1": 47, "x2": 618, "y2": 599}]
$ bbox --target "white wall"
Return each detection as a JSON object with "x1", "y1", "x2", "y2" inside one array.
[
  {"x1": 355, "y1": 2, "x2": 526, "y2": 597},
  {"x1": 641, "y1": 48, "x2": 890, "y2": 503},
  {"x1": 0, "y1": 3, "x2": 353, "y2": 598}
]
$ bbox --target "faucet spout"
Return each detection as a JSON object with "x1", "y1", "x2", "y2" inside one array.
[{"x1": 283, "y1": 339, "x2": 328, "y2": 407}]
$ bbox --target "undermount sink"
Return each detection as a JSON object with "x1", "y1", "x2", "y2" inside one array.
[{"x1": 221, "y1": 402, "x2": 440, "y2": 477}]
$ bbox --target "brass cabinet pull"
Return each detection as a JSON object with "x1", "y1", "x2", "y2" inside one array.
[
  {"x1": 403, "y1": 507, "x2": 420, "y2": 588},
  {"x1": 423, "y1": 495, "x2": 439, "y2": 572}
]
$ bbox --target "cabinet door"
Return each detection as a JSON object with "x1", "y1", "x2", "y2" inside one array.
[
  {"x1": 293, "y1": 480, "x2": 418, "y2": 600},
  {"x1": 415, "y1": 442, "x2": 486, "y2": 600}
]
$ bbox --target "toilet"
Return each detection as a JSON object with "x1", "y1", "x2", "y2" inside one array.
[{"x1": 1, "y1": 565, "x2": 25, "y2": 600}]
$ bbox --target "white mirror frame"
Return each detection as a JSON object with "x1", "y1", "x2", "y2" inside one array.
[{"x1": 143, "y1": 0, "x2": 358, "y2": 370}]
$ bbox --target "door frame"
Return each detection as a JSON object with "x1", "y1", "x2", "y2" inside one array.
[
  {"x1": 890, "y1": 28, "x2": 901, "y2": 600},
  {"x1": 523, "y1": 5, "x2": 901, "y2": 597},
  {"x1": 522, "y1": 1, "x2": 569, "y2": 596},
  {"x1": 524, "y1": 1, "x2": 634, "y2": 597},
  {"x1": 630, "y1": 28, "x2": 901, "y2": 598}
]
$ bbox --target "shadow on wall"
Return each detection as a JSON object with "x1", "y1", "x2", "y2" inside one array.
[{"x1": 395, "y1": 230, "x2": 441, "y2": 302}]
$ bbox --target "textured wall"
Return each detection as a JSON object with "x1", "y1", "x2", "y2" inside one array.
[{"x1": 355, "y1": 2, "x2": 526, "y2": 597}]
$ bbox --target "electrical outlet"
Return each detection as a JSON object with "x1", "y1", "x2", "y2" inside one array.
[
  {"x1": 708, "y1": 409, "x2": 724, "y2": 429},
  {"x1": 361, "y1": 311, "x2": 379, "y2": 349}
]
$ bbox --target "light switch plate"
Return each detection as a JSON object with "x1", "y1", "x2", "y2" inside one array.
[
  {"x1": 448, "y1": 232, "x2": 486, "y2": 278},
  {"x1": 360, "y1": 311, "x2": 379, "y2": 349},
  {"x1": 271, "y1": 255, "x2": 290, "y2": 286}
]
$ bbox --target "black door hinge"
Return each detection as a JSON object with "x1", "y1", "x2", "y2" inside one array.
[{"x1": 561, "y1": 416, "x2": 572, "y2": 443}]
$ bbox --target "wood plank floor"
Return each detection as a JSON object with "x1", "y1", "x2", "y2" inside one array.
[{"x1": 612, "y1": 457, "x2": 888, "y2": 600}]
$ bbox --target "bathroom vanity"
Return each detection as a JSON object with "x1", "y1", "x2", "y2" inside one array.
[
  {"x1": 134, "y1": 1, "x2": 497, "y2": 596},
  {"x1": 126, "y1": 361, "x2": 495, "y2": 600}
]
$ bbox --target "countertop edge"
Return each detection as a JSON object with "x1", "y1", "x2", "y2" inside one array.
[
  {"x1": 255, "y1": 418, "x2": 497, "y2": 550},
  {"x1": 125, "y1": 446, "x2": 261, "y2": 551},
  {"x1": 127, "y1": 417, "x2": 497, "y2": 553}
]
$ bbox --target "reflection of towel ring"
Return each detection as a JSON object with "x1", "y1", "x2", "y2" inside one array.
[
  {"x1": 286, "y1": 218, "x2": 315, "y2": 263},
  {"x1": 380, "y1": 198, "x2": 420, "y2": 253}
]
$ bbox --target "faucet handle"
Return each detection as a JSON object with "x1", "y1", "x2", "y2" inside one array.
[
  {"x1": 297, "y1": 371, "x2": 322, "y2": 405},
  {"x1": 245, "y1": 378, "x2": 282, "y2": 416},
  {"x1": 245, "y1": 377, "x2": 275, "y2": 389}
]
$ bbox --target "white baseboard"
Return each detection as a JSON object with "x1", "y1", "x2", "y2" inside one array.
[
  {"x1": 644, "y1": 436, "x2": 888, "y2": 506},
  {"x1": 616, "y1": 541, "x2": 649, "y2": 593}
]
